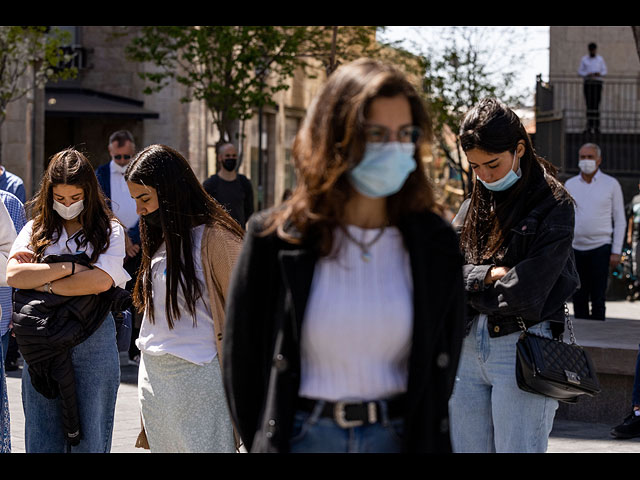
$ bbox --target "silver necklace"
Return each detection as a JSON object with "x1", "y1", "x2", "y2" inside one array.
[{"x1": 341, "y1": 224, "x2": 387, "y2": 262}]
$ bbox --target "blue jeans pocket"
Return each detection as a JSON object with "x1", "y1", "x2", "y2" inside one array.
[
  {"x1": 289, "y1": 410, "x2": 312, "y2": 444},
  {"x1": 383, "y1": 417, "x2": 405, "y2": 442}
]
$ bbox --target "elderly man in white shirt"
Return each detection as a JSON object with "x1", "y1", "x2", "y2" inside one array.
[
  {"x1": 565, "y1": 143, "x2": 625, "y2": 320},
  {"x1": 578, "y1": 42, "x2": 607, "y2": 134}
]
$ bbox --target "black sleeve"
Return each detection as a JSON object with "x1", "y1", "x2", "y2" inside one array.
[
  {"x1": 467, "y1": 201, "x2": 577, "y2": 320},
  {"x1": 222, "y1": 215, "x2": 276, "y2": 450},
  {"x1": 242, "y1": 176, "x2": 255, "y2": 222},
  {"x1": 202, "y1": 175, "x2": 217, "y2": 198}
]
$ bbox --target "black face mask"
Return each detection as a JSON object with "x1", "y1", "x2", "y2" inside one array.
[
  {"x1": 222, "y1": 157, "x2": 238, "y2": 172},
  {"x1": 143, "y1": 208, "x2": 162, "y2": 228}
]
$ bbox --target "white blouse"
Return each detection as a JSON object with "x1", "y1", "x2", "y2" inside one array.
[
  {"x1": 135, "y1": 224, "x2": 217, "y2": 366},
  {"x1": 9, "y1": 219, "x2": 131, "y2": 289},
  {"x1": 298, "y1": 225, "x2": 414, "y2": 402}
]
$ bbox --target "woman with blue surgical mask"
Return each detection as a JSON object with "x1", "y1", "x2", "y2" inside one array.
[
  {"x1": 449, "y1": 98, "x2": 580, "y2": 453},
  {"x1": 222, "y1": 58, "x2": 465, "y2": 453}
]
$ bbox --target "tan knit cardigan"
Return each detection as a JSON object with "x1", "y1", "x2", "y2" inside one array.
[{"x1": 135, "y1": 223, "x2": 243, "y2": 449}]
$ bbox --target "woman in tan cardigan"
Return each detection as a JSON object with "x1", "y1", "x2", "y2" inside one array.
[{"x1": 125, "y1": 144, "x2": 244, "y2": 453}]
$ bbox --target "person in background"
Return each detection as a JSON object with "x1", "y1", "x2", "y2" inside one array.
[
  {"x1": 0, "y1": 201, "x2": 17, "y2": 452},
  {"x1": 222, "y1": 58, "x2": 465, "y2": 453},
  {"x1": 449, "y1": 97, "x2": 579, "y2": 453},
  {"x1": 0, "y1": 191, "x2": 26, "y2": 363},
  {"x1": 96, "y1": 129, "x2": 142, "y2": 364},
  {"x1": 0, "y1": 163, "x2": 26, "y2": 372},
  {"x1": 564, "y1": 143, "x2": 625, "y2": 321},
  {"x1": 626, "y1": 179, "x2": 640, "y2": 281},
  {"x1": 202, "y1": 143, "x2": 254, "y2": 229},
  {"x1": 0, "y1": 160, "x2": 26, "y2": 204},
  {"x1": 125, "y1": 144, "x2": 244, "y2": 453},
  {"x1": 578, "y1": 42, "x2": 607, "y2": 134},
  {"x1": 6, "y1": 149, "x2": 130, "y2": 453}
]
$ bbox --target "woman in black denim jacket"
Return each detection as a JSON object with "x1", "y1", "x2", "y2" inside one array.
[{"x1": 448, "y1": 98, "x2": 580, "y2": 453}]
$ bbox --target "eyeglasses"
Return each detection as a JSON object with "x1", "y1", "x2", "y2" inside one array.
[
  {"x1": 364, "y1": 124, "x2": 423, "y2": 144},
  {"x1": 112, "y1": 154, "x2": 132, "y2": 161}
]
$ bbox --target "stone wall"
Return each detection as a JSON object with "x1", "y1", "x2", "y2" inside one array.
[{"x1": 550, "y1": 26, "x2": 640, "y2": 77}]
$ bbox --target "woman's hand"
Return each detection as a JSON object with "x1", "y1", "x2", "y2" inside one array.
[
  {"x1": 12, "y1": 251, "x2": 34, "y2": 264},
  {"x1": 484, "y1": 266, "x2": 511, "y2": 285}
]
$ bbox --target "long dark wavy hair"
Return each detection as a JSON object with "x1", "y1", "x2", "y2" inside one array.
[
  {"x1": 27, "y1": 148, "x2": 115, "y2": 263},
  {"x1": 459, "y1": 98, "x2": 572, "y2": 264},
  {"x1": 125, "y1": 144, "x2": 244, "y2": 329},
  {"x1": 262, "y1": 58, "x2": 436, "y2": 256}
]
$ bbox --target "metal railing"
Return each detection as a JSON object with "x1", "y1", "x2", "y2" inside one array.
[
  {"x1": 542, "y1": 74, "x2": 640, "y2": 134},
  {"x1": 535, "y1": 75, "x2": 640, "y2": 176}
]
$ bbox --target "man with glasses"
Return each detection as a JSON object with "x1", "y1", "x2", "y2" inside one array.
[{"x1": 96, "y1": 129, "x2": 141, "y2": 364}]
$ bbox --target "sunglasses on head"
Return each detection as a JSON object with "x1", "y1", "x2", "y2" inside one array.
[{"x1": 112, "y1": 154, "x2": 131, "y2": 160}]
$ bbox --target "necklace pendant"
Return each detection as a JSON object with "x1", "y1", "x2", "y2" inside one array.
[{"x1": 361, "y1": 251, "x2": 372, "y2": 262}]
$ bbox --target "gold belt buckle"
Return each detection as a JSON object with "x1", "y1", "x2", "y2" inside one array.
[{"x1": 333, "y1": 401, "x2": 378, "y2": 429}]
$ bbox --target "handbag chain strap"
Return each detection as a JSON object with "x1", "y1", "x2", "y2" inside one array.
[
  {"x1": 564, "y1": 302, "x2": 577, "y2": 345},
  {"x1": 517, "y1": 303, "x2": 577, "y2": 345}
]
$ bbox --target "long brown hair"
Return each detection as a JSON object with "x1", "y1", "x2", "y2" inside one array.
[
  {"x1": 27, "y1": 148, "x2": 115, "y2": 263},
  {"x1": 263, "y1": 58, "x2": 436, "y2": 256},
  {"x1": 125, "y1": 144, "x2": 244, "y2": 329},
  {"x1": 458, "y1": 98, "x2": 572, "y2": 264}
]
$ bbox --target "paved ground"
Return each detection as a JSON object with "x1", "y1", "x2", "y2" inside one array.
[{"x1": 4, "y1": 299, "x2": 640, "y2": 453}]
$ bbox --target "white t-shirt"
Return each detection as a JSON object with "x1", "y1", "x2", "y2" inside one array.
[
  {"x1": 9, "y1": 219, "x2": 131, "y2": 288},
  {"x1": 109, "y1": 160, "x2": 139, "y2": 231},
  {"x1": 135, "y1": 224, "x2": 217, "y2": 365},
  {"x1": 298, "y1": 225, "x2": 414, "y2": 402}
]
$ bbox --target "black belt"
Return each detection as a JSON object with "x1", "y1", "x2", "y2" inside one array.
[{"x1": 297, "y1": 395, "x2": 405, "y2": 429}]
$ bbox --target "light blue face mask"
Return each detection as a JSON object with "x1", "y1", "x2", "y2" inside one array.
[
  {"x1": 478, "y1": 149, "x2": 521, "y2": 192},
  {"x1": 348, "y1": 142, "x2": 417, "y2": 198}
]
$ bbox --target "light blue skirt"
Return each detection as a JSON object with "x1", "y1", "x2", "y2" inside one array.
[{"x1": 138, "y1": 352, "x2": 235, "y2": 453}]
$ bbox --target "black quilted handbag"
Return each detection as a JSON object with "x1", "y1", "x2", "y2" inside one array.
[{"x1": 515, "y1": 305, "x2": 601, "y2": 403}]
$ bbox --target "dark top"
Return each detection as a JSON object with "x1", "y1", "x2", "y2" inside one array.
[
  {"x1": 203, "y1": 174, "x2": 254, "y2": 229},
  {"x1": 456, "y1": 179, "x2": 580, "y2": 338}
]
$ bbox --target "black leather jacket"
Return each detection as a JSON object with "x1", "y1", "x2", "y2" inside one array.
[{"x1": 455, "y1": 186, "x2": 580, "y2": 339}]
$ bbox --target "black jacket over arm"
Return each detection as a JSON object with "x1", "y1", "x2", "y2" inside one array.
[
  {"x1": 222, "y1": 209, "x2": 465, "y2": 453},
  {"x1": 459, "y1": 189, "x2": 580, "y2": 338},
  {"x1": 12, "y1": 254, "x2": 131, "y2": 446}
]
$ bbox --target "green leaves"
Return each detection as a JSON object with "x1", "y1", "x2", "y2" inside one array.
[
  {"x1": 0, "y1": 26, "x2": 77, "y2": 123},
  {"x1": 125, "y1": 26, "x2": 312, "y2": 141},
  {"x1": 124, "y1": 26, "x2": 387, "y2": 143}
]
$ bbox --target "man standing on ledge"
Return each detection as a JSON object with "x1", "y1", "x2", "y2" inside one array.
[
  {"x1": 202, "y1": 143, "x2": 254, "y2": 229},
  {"x1": 565, "y1": 143, "x2": 625, "y2": 320}
]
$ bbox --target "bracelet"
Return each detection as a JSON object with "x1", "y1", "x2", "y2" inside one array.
[
  {"x1": 70, "y1": 261, "x2": 75, "y2": 276},
  {"x1": 44, "y1": 282, "x2": 53, "y2": 294}
]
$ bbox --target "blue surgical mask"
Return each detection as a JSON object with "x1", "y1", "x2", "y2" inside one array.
[
  {"x1": 348, "y1": 142, "x2": 416, "y2": 198},
  {"x1": 478, "y1": 149, "x2": 521, "y2": 192}
]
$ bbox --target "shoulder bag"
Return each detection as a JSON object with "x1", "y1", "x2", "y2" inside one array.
[{"x1": 515, "y1": 304, "x2": 601, "y2": 403}]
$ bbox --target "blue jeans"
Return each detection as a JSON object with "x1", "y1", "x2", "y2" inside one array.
[
  {"x1": 1, "y1": 331, "x2": 8, "y2": 364},
  {"x1": 288, "y1": 399, "x2": 404, "y2": 453},
  {"x1": 632, "y1": 345, "x2": 640, "y2": 408},
  {"x1": 0, "y1": 331, "x2": 9, "y2": 452},
  {"x1": 448, "y1": 315, "x2": 559, "y2": 453},
  {"x1": 21, "y1": 314, "x2": 120, "y2": 453}
]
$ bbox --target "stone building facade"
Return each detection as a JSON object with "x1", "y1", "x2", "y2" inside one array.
[{"x1": 0, "y1": 26, "x2": 326, "y2": 209}]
